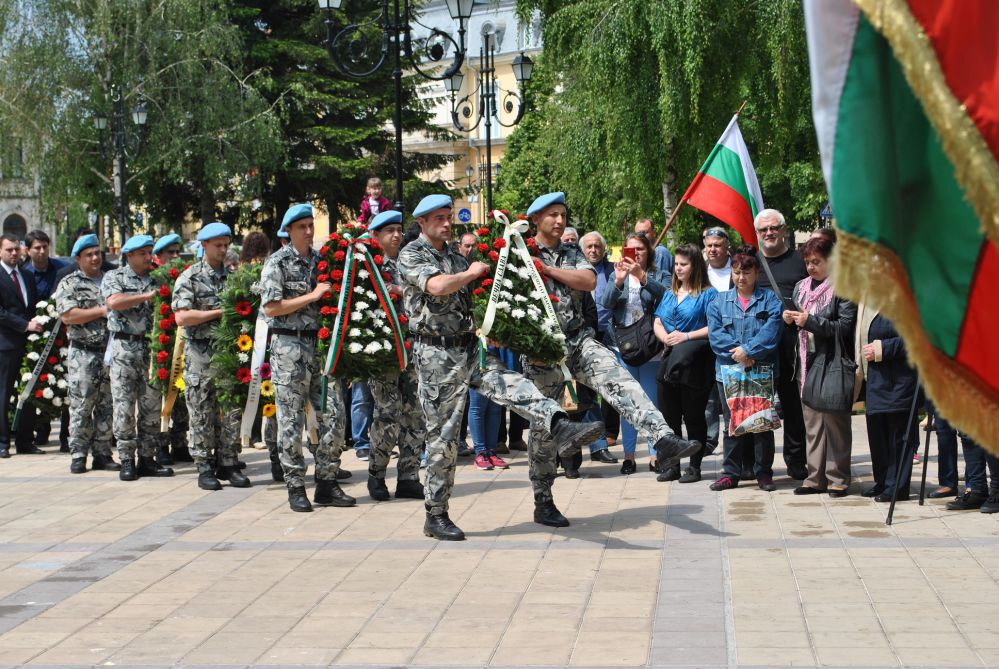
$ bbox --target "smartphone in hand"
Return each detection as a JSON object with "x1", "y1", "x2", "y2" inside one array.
[{"x1": 622, "y1": 247, "x2": 636, "y2": 261}]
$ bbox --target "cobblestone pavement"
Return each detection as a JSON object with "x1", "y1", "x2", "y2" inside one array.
[{"x1": 0, "y1": 416, "x2": 997, "y2": 668}]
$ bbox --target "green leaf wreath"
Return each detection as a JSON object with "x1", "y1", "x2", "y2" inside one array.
[
  {"x1": 16, "y1": 298, "x2": 69, "y2": 420},
  {"x1": 148, "y1": 258, "x2": 189, "y2": 393}
]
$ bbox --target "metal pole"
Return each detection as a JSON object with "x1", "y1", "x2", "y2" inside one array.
[
  {"x1": 112, "y1": 89, "x2": 131, "y2": 244},
  {"x1": 886, "y1": 389, "x2": 922, "y2": 526},
  {"x1": 391, "y1": 0, "x2": 405, "y2": 216},
  {"x1": 483, "y1": 41, "x2": 493, "y2": 213}
]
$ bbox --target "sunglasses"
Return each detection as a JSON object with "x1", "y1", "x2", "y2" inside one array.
[
  {"x1": 702, "y1": 227, "x2": 729, "y2": 239},
  {"x1": 755, "y1": 224, "x2": 785, "y2": 235}
]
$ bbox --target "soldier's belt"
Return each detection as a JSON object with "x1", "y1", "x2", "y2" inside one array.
[
  {"x1": 271, "y1": 328, "x2": 318, "y2": 339},
  {"x1": 70, "y1": 340, "x2": 108, "y2": 353},
  {"x1": 111, "y1": 332, "x2": 147, "y2": 342},
  {"x1": 412, "y1": 333, "x2": 474, "y2": 348}
]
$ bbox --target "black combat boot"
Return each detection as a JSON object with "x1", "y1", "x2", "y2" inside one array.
[
  {"x1": 423, "y1": 511, "x2": 465, "y2": 541},
  {"x1": 336, "y1": 468, "x2": 353, "y2": 480},
  {"x1": 197, "y1": 463, "x2": 222, "y2": 491},
  {"x1": 550, "y1": 413, "x2": 606, "y2": 458},
  {"x1": 367, "y1": 475, "x2": 390, "y2": 501},
  {"x1": 171, "y1": 442, "x2": 194, "y2": 463},
  {"x1": 653, "y1": 434, "x2": 702, "y2": 468},
  {"x1": 91, "y1": 452, "x2": 121, "y2": 471},
  {"x1": 156, "y1": 442, "x2": 174, "y2": 466},
  {"x1": 119, "y1": 458, "x2": 138, "y2": 481},
  {"x1": 313, "y1": 478, "x2": 356, "y2": 507},
  {"x1": 288, "y1": 486, "x2": 313, "y2": 512},
  {"x1": 534, "y1": 500, "x2": 570, "y2": 528},
  {"x1": 216, "y1": 464, "x2": 251, "y2": 488},
  {"x1": 137, "y1": 455, "x2": 175, "y2": 477},
  {"x1": 395, "y1": 479, "x2": 424, "y2": 499},
  {"x1": 70, "y1": 458, "x2": 87, "y2": 474}
]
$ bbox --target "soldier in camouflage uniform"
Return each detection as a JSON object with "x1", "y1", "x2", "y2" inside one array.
[
  {"x1": 260, "y1": 203, "x2": 354, "y2": 512},
  {"x1": 397, "y1": 194, "x2": 606, "y2": 541},
  {"x1": 521, "y1": 192, "x2": 701, "y2": 508},
  {"x1": 365, "y1": 210, "x2": 424, "y2": 501},
  {"x1": 102, "y1": 235, "x2": 174, "y2": 481},
  {"x1": 172, "y1": 223, "x2": 251, "y2": 491},
  {"x1": 152, "y1": 233, "x2": 192, "y2": 465},
  {"x1": 52, "y1": 234, "x2": 116, "y2": 474}
]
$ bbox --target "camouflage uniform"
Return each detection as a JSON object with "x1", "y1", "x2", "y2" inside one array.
[
  {"x1": 168, "y1": 395, "x2": 189, "y2": 454},
  {"x1": 101, "y1": 265, "x2": 162, "y2": 462},
  {"x1": 368, "y1": 255, "x2": 423, "y2": 483},
  {"x1": 172, "y1": 260, "x2": 238, "y2": 467},
  {"x1": 523, "y1": 240, "x2": 678, "y2": 502},
  {"x1": 53, "y1": 270, "x2": 113, "y2": 463},
  {"x1": 259, "y1": 243, "x2": 346, "y2": 489},
  {"x1": 398, "y1": 234, "x2": 566, "y2": 516}
]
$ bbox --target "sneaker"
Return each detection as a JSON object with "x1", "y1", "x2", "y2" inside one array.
[
  {"x1": 980, "y1": 494, "x2": 999, "y2": 514},
  {"x1": 710, "y1": 476, "x2": 737, "y2": 491},
  {"x1": 678, "y1": 466, "x2": 701, "y2": 483},
  {"x1": 947, "y1": 490, "x2": 987, "y2": 511},
  {"x1": 757, "y1": 475, "x2": 777, "y2": 492},
  {"x1": 913, "y1": 452, "x2": 920, "y2": 463},
  {"x1": 488, "y1": 453, "x2": 509, "y2": 469},
  {"x1": 474, "y1": 454, "x2": 494, "y2": 470},
  {"x1": 356, "y1": 448, "x2": 370, "y2": 461},
  {"x1": 456, "y1": 445, "x2": 474, "y2": 457}
]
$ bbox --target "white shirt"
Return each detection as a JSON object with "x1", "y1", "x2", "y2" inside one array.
[
  {"x1": 707, "y1": 259, "x2": 732, "y2": 292},
  {"x1": 1, "y1": 261, "x2": 28, "y2": 307}
]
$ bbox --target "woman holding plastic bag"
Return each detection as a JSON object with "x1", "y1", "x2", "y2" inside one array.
[{"x1": 706, "y1": 245, "x2": 783, "y2": 492}]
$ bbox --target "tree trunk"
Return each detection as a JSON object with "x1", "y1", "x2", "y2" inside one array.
[{"x1": 199, "y1": 189, "x2": 215, "y2": 226}]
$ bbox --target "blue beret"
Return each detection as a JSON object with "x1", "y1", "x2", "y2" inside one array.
[
  {"x1": 71, "y1": 234, "x2": 100, "y2": 258},
  {"x1": 280, "y1": 203, "x2": 313, "y2": 234},
  {"x1": 369, "y1": 210, "x2": 403, "y2": 231},
  {"x1": 412, "y1": 194, "x2": 452, "y2": 218},
  {"x1": 276, "y1": 229, "x2": 289, "y2": 239},
  {"x1": 196, "y1": 245, "x2": 204, "y2": 259},
  {"x1": 526, "y1": 192, "x2": 566, "y2": 217},
  {"x1": 121, "y1": 234, "x2": 154, "y2": 255},
  {"x1": 153, "y1": 233, "x2": 181, "y2": 256},
  {"x1": 197, "y1": 222, "x2": 232, "y2": 242}
]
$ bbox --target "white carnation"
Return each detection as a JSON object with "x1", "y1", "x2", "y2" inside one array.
[
  {"x1": 21, "y1": 372, "x2": 31, "y2": 381},
  {"x1": 382, "y1": 326, "x2": 391, "y2": 334},
  {"x1": 238, "y1": 352, "x2": 249, "y2": 363},
  {"x1": 350, "y1": 310, "x2": 363, "y2": 321},
  {"x1": 511, "y1": 308, "x2": 526, "y2": 319},
  {"x1": 42, "y1": 330, "x2": 50, "y2": 338},
  {"x1": 366, "y1": 291, "x2": 377, "y2": 300},
  {"x1": 382, "y1": 340, "x2": 392, "y2": 350},
  {"x1": 530, "y1": 290, "x2": 545, "y2": 300},
  {"x1": 496, "y1": 301, "x2": 510, "y2": 310},
  {"x1": 59, "y1": 348, "x2": 68, "y2": 357},
  {"x1": 513, "y1": 295, "x2": 527, "y2": 302},
  {"x1": 363, "y1": 341, "x2": 382, "y2": 354},
  {"x1": 502, "y1": 278, "x2": 514, "y2": 289},
  {"x1": 348, "y1": 328, "x2": 361, "y2": 337},
  {"x1": 46, "y1": 374, "x2": 56, "y2": 385},
  {"x1": 355, "y1": 301, "x2": 369, "y2": 311},
  {"x1": 52, "y1": 397, "x2": 63, "y2": 407},
  {"x1": 27, "y1": 352, "x2": 39, "y2": 361},
  {"x1": 354, "y1": 286, "x2": 366, "y2": 294},
  {"x1": 35, "y1": 300, "x2": 47, "y2": 309},
  {"x1": 358, "y1": 269, "x2": 370, "y2": 280},
  {"x1": 27, "y1": 334, "x2": 39, "y2": 342},
  {"x1": 35, "y1": 316, "x2": 49, "y2": 326},
  {"x1": 363, "y1": 329, "x2": 373, "y2": 337},
  {"x1": 348, "y1": 342, "x2": 363, "y2": 353},
  {"x1": 42, "y1": 387, "x2": 54, "y2": 400},
  {"x1": 57, "y1": 379, "x2": 67, "y2": 389}
]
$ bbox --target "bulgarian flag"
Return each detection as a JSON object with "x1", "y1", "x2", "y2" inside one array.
[
  {"x1": 680, "y1": 114, "x2": 765, "y2": 246},
  {"x1": 805, "y1": 0, "x2": 999, "y2": 451}
]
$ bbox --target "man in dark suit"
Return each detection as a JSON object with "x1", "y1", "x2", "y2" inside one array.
[{"x1": 0, "y1": 233, "x2": 43, "y2": 457}]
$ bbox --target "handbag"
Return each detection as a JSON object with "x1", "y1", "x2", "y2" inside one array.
[
  {"x1": 657, "y1": 339, "x2": 714, "y2": 389},
  {"x1": 801, "y1": 305, "x2": 858, "y2": 413},
  {"x1": 613, "y1": 310, "x2": 662, "y2": 366}
]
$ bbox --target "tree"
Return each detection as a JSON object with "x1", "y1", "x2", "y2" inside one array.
[{"x1": 498, "y1": 0, "x2": 826, "y2": 245}]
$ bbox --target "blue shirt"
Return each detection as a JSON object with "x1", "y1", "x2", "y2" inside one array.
[
  {"x1": 654, "y1": 245, "x2": 674, "y2": 275},
  {"x1": 23, "y1": 257, "x2": 67, "y2": 300},
  {"x1": 654, "y1": 287, "x2": 717, "y2": 333},
  {"x1": 590, "y1": 259, "x2": 615, "y2": 336}
]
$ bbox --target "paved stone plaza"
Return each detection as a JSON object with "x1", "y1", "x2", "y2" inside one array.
[{"x1": 0, "y1": 415, "x2": 997, "y2": 668}]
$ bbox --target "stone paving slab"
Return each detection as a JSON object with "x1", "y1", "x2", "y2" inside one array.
[{"x1": 1, "y1": 416, "x2": 998, "y2": 667}]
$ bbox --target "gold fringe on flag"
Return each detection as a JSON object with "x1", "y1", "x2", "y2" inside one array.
[
  {"x1": 855, "y1": 0, "x2": 999, "y2": 249},
  {"x1": 834, "y1": 230, "x2": 999, "y2": 454}
]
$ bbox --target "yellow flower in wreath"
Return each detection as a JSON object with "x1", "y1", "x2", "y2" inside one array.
[
  {"x1": 175, "y1": 376, "x2": 186, "y2": 391},
  {"x1": 260, "y1": 380, "x2": 275, "y2": 397},
  {"x1": 262, "y1": 403, "x2": 276, "y2": 417},
  {"x1": 236, "y1": 334, "x2": 253, "y2": 352}
]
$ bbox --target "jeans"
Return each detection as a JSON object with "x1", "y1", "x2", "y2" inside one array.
[
  {"x1": 613, "y1": 350, "x2": 659, "y2": 458},
  {"x1": 468, "y1": 388, "x2": 502, "y2": 455},
  {"x1": 961, "y1": 435, "x2": 999, "y2": 496},
  {"x1": 935, "y1": 414, "x2": 960, "y2": 490},
  {"x1": 717, "y1": 381, "x2": 775, "y2": 480},
  {"x1": 584, "y1": 403, "x2": 610, "y2": 454},
  {"x1": 350, "y1": 381, "x2": 373, "y2": 452}
]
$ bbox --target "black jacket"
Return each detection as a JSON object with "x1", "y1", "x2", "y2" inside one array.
[
  {"x1": 799, "y1": 294, "x2": 858, "y2": 367},
  {"x1": 0, "y1": 265, "x2": 38, "y2": 352},
  {"x1": 864, "y1": 314, "x2": 922, "y2": 414}
]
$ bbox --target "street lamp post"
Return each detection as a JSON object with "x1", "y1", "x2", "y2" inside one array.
[
  {"x1": 94, "y1": 87, "x2": 148, "y2": 246},
  {"x1": 317, "y1": 0, "x2": 475, "y2": 216},
  {"x1": 446, "y1": 35, "x2": 533, "y2": 213}
]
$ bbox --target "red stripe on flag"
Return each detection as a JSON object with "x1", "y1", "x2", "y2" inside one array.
[
  {"x1": 684, "y1": 174, "x2": 758, "y2": 247},
  {"x1": 955, "y1": 241, "x2": 999, "y2": 396}
]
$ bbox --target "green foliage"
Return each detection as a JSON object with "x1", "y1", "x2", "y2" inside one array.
[{"x1": 500, "y1": 0, "x2": 826, "y2": 247}]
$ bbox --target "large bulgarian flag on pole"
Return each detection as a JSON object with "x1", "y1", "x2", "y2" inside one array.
[
  {"x1": 805, "y1": 0, "x2": 999, "y2": 451},
  {"x1": 679, "y1": 113, "x2": 765, "y2": 246}
]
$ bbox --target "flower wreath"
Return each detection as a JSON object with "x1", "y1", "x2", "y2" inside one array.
[
  {"x1": 15, "y1": 298, "x2": 69, "y2": 421},
  {"x1": 148, "y1": 259, "x2": 190, "y2": 393}
]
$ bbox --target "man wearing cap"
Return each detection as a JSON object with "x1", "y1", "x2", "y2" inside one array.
[
  {"x1": 398, "y1": 194, "x2": 605, "y2": 540},
  {"x1": 523, "y1": 192, "x2": 701, "y2": 494},
  {"x1": 151, "y1": 233, "x2": 192, "y2": 465},
  {"x1": 260, "y1": 203, "x2": 353, "y2": 512},
  {"x1": 102, "y1": 235, "x2": 174, "y2": 481},
  {"x1": 172, "y1": 223, "x2": 251, "y2": 491},
  {"x1": 53, "y1": 235, "x2": 117, "y2": 473},
  {"x1": 364, "y1": 210, "x2": 425, "y2": 501}
]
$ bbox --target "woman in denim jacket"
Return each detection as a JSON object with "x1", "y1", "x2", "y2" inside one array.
[
  {"x1": 601, "y1": 233, "x2": 671, "y2": 474},
  {"x1": 706, "y1": 245, "x2": 783, "y2": 491}
]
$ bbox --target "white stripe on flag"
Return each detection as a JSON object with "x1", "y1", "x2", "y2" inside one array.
[{"x1": 719, "y1": 115, "x2": 766, "y2": 216}]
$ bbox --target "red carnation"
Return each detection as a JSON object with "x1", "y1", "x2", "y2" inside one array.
[
  {"x1": 526, "y1": 237, "x2": 538, "y2": 247},
  {"x1": 338, "y1": 239, "x2": 349, "y2": 248},
  {"x1": 158, "y1": 285, "x2": 170, "y2": 298},
  {"x1": 317, "y1": 261, "x2": 328, "y2": 271},
  {"x1": 332, "y1": 283, "x2": 342, "y2": 293},
  {"x1": 329, "y1": 232, "x2": 340, "y2": 241},
  {"x1": 404, "y1": 340, "x2": 412, "y2": 351},
  {"x1": 320, "y1": 245, "x2": 330, "y2": 255},
  {"x1": 548, "y1": 294, "x2": 560, "y2": 303},
  {"x1": 493, "y1": 238, "x2": 507, "y2": 249},
  {"x1": 34, "y1": 390, "x2": 43, "y2": 399},
  {"x1": 373, "y1": 255, "x2": 383, "y2": 265},
  {"x1": 517, "y1": 214, "x2": 528, "y2": 221},
  {"x1": 399, "y1": 314, "x2": 409, "y2": 325},
  {"x1": 157, "y1": 350, "x2": 169, "y2": 363},
  {"x1": 488, "y1": 251, "x2": 499, "y2": 262},
  {"x1": 533, "y1": 259, "x2": 544, "y2": 272},
  {"x1": 481, "y1": 278, "x2": 494, "y2": 288},
  {"x1": 331, "y1": 270, "x2": 343, "y2": 281},
  {"x1": 476, "y1": 227, "x2": 490, "y2": 236},
  {"x1": 334, "y1": 251, "x2": 345, "y2": 262},
  {"x1": 236, "y1": 368, "x2": 252, "y2": 383},
  {"x1": 320, "y1": 306, "x2": 331, "y2": 315},
  {"x1": 39, "y1": 373, "x2": 48, "y2": 383},
  {"x1": 235, "y1": 300, "x2": 252, "y2": 317},
  {"x1": 158, "y1": 334, "x2": 171, "y2": 346},
  {"x1": 169, "y1": 268, "x2": 180, "y2": 280},
  {"x1": 382, "y1": 272, "x2": 392, "y2": 282},
  {"x1": 329, "y1": 307, "x2": 339, "y2": 315},
  {"x1": 476, "y1": 243, "x2": 489, "y2": 253},
  {"x1": 318, "y1": 327, "x2": 331, "y2": 340},
  {"x1": 317, "y1": 273, "x2": 329, "y2": 283},
  {"x1": 157, "y1": 368, "x2": 169, "y2": 381},
  {"x1": 55, "y1": 339, "x2": 64, "y2": 347},
  {"x1": 160, "y1": 318, "x2": 172, "y2": 331},
  {"x1": 472, "y1": 288, "x2": 485, "y2": 296},
  {"x1": 160, "y1": 303, "x2": 171, "y2": 316},
  {"x1": 47, "y1": 356, "x2": 58, "y2": 365}
]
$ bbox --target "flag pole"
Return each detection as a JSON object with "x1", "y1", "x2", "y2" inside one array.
[{"x1": 655, "y1": 100, "x2": 748, "y2": 248}]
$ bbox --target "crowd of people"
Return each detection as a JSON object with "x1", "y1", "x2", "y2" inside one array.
[{"x1": 1, "y1": 187, "x2": 996, "y2": 544}]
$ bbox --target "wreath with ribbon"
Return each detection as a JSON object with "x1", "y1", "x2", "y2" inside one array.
[
  {"x1": 14, "y1": 298, "x2": 69, "y2": 424},
  {"x1": 148, "y1": 259, "x2": 189, "y2": 393},
  {"x1": 316, "y1": 222, "x2": 410, "y2": 381}
]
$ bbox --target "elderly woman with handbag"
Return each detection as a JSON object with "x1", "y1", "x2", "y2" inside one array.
[
  {"x1": 600, "y1": 232, "x2": 670, "y2": 475},
  {"x1": 782, "y1": 236, "x2": 857, "y2": 497}
]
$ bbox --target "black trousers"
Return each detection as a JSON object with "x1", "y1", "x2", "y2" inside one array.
[
  {"x1": 866, "y1": 410, "x2": 918, "y2": 496},
  {"x1": 0, "y1": 347, "x2": 34, "y2": 450},
  {"x1": 776, "y1": 338, "x2": 806, "y2": 469},
  {"x1": 717, "y1": 381, "x2": 775, "y2": 481},
  {"x1": 659, "y1": 381, "x2": 711, "y2": 468}
]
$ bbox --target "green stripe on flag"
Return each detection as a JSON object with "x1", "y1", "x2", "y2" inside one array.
[
  {"x1": 832, "y1": 16, "x2": 983, "y2": 357},
  {"x1": 701, "y1": 145, "x2": 755, "y2": 218}
]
